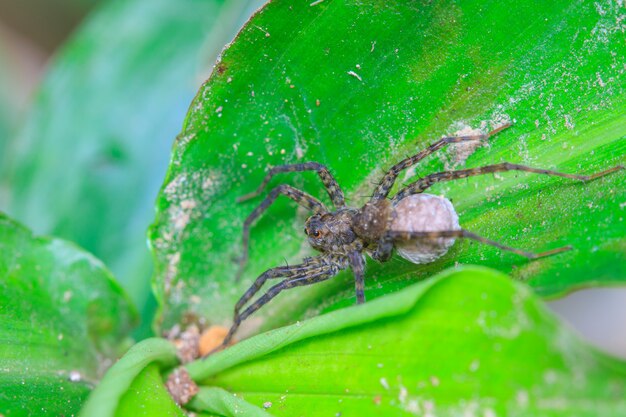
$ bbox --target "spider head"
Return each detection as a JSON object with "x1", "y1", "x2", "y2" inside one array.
[{"x1": 304, "y1": 209, "x2": 358, "y2": 253}]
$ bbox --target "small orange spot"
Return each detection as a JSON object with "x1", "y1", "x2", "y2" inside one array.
[
  {"x1": 373, "y1": 395, "x2": 382, "y2": 405},
  {"x1": 199, "y1": 325, "x2": 231, "y2": 356}
]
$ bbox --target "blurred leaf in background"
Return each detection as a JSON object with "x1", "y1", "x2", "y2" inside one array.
[
  {"x1": 0, "y1": 25, "x2": 45, "y2": 208},
  {"x1": 0, "y1": 213, "x2": 137, "y2": 416},
  {"x1": 1, "y1": 0, "x2": 266, "y2": 337},
  {"x1": 0, "y1": 39, "x2": 14, "y2": 166}
]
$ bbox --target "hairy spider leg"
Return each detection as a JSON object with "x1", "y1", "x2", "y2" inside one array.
[
  {"x1": 385, "y1": 230, "x2": 573, "y2": 258},
  {"x1": 218, "y1": 265, "x2": 338, "y2": 351},
  {"x1": 238, "y1": 162, "x2": 346, "y2": 207},
  {"x1": 234, "y1": 257, "x2": 328, "y2": 316},
  {"x1": 392, "y1": 163, "x2": 624, "y2": 202},
  {"x1": 370, "y1": 123, "x2": 511, "y2": 202},
  {"x1": 348, "y1": 251, "x2": 366, "y2": 303},
  {"x1": 235, "y1": 184, "x2": 327, "y2": 282}
]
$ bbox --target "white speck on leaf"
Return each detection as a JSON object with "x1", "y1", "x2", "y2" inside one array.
[
  {"x1": 399, "y1": 384, "x2": 408, "y2": 402},
  {"x1": 180, "y1": 200, "x2": 196, "y2": 210},
  {"x1": 254, "y1": 25, "x2": 270, "y2": 37},
  {"x1": 69, "y1": 371, "x2": 82, "y2": 382},
  {"x1": 347, "y1": 70, "x2": 363, "y2": 81},
  {"x1": 544, "y1": 369, "x2": 558, "y2": 385},
  {"x1": 483, "y1": 409, "x2": 497, "y2": 417},
  {"x1": 517, "y1": 390, "x2": 529, "y2": 407}
]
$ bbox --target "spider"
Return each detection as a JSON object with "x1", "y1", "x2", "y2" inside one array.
[{"x1": 215, "y1": 123, "x2": 623, "y2": 351}]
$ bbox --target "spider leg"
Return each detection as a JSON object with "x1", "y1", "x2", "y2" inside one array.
[
  {"x1": 216, "y1": 265, "x2": 338, "y2": 352},
  {"x1": 348, "y1": 251, "x2": 366, "y2": 304},
  {"x1": 371, "y1": 238, "x2": 394, "y2": 263},
  {"x1": 386, "y1": 230, "x2": 572, "y2": 259},
  {"x1": 235, "y1": 184, "x2": 328, "y2": 282},
  {"x1": 238, "y1": 162, "x2": 346, "y2": 207},
  {"x1": 234, "y1": 256, "x2": 328, "y2": 318},
  {"x1": 392, "y1": 163, "x2": 624, "y2": 202},
  {"x1": 370, "y1": 123, "x2": 511, "y2": 201}
]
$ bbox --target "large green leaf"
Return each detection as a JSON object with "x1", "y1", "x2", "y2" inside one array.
[
  {"x1": 149, "y1": 0, "x2": 626, "y2": 334},
  {"x1": 188, "y1": 387, "x2": 273, "y2": 417},
  {"x1": 0, "y1": 213, "x2": 137, "y2": 416},
  {"x1": 185, "y1": 267, "x2": 626, "y2": 416},
  {"x1": 2, "y1": 0, "x2": 265, "y2": 330},
  {"x1": 83, "y1": 267, "x2": 626, "y2": 416}
]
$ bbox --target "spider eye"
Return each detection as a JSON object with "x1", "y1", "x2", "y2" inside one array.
[
  {"x1": 312, "y1": 230, "x2": 322, "y2": 238},
  {"x1": 304, "y1": 228, "x2": 308, "y2": 235}
]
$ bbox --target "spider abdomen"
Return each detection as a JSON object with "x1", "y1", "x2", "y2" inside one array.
[{"x1": 390, "y1": 194, "x2": 460, "y2": 264}]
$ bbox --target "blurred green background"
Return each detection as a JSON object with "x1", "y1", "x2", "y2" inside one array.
[
  {"x1": 0, "y1": 0, "x2": 624, "y2": 357},
  {"x1": 0, "y1": 0, "x2": 266, "y2": 338}
]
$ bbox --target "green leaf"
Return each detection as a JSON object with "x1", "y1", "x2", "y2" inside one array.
[
  {"x1": 188, "y1": 387, "x2": 274, "y2": 417},
  {"x1": 2, "y1": 0, "x2": 265, "y2": 331},
  {"x1": 115, "y1": 363, "x2": 185, "y2": 417},
  {"x1": 149, "y1": 0, "x2": 626, "y2": 334},
  {"x1": 0, "y1": 212, "x2": 137, "y2": 416},
  {"x1": 81, "y1": 337, "x2": 272, "y2": 417},
  {"x1": 79, "y1": 338, "x2": 180, "y2": 417},
  {"x1": 186, "y1": 267, "x2": 626, "y2": 416}
]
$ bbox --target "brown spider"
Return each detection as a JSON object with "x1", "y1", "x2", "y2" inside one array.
[{"x1": 215, "y1": 123, "x2": 623, "y2": 352}]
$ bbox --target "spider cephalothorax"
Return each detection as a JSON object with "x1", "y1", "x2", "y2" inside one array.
[
  {"x1": 304, "y1": 209, "x2": 360, "y2": 254},
  {"x1": 210, "y1": 123, "x2": 623, "y2": 353}
]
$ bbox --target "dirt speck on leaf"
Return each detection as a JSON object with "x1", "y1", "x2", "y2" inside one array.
[
  {"x1": 169, "y1": 324, "x2": 200, "y2": 363},
  {"x1": 166, "y1": 367, "x2": 199, "y2": 405}
]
